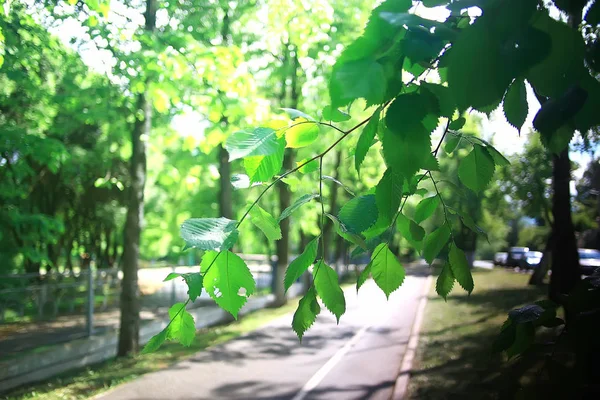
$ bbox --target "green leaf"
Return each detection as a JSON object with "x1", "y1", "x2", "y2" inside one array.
[
  {"x1": 448, "y1": 117, "x2": 466, "y2": 130},
  {"x1": 423, "y1": 224, "x2": 451, "y2": 264},
  {"x1": 297, "y1": 159, "x2": 319, "y2": 174},
  {"x1": 182, "y1": 273, "x2": 203, "y2": 302},
  {"x1": 338, "y1": 194, "x2": 379, "y2": 234},
  {"x1": 447, "y1": 15, "x2": 513, "y2": 110},
  {"x1": 357, "y1": 262, "x2": 372, "y2": 291},
  {"x1": 281, "y1": 108, "x2": 316, "y2": 121},
  {"x1": 330, "y1": 58, "x2": 386, "y2": 108},
  {"x1": 322, "y1": 106, "x2": 351, "y2": 122},
  {"x1": 448, "y1": 243, "x2": 474, "y2": 294},
  {"x1": 414, "y1": 195, "x2": 440, "y2": 224},
  {"x1": 166, "y1": 303, "x2": 196, "y2": 347},
  {"x1": 375, "y1": 168, "x2": 403, "y2": 224},
  {"x1": 370, "y1": 243, "x2": 406, "y2": 298},
  {"x1": 285, "y1": 120, "x2": 319, "y2": 148},
  {"x1": 526, "y1": 13, "x2": 586, "y2": 98},
  {"x1": 201, "y1": 251, "x2": 256, "y2": 319},
  {"x1": 436, "y1": 262, "x2": 455, "y2": 301},
  {"x1": 444, "y1": 134, "x2": 461, "y2": 154},
  {"x1": 163, "y1": 272, "x2": 182, "y2": 281},
  {"x1": 397, "y1": 213, "x2": 425, "y2": 251},
  {"x1": 421, "y1": 83, "x2": 456, "y2": 119},
  {"x1": 142, "y1": 328, "x2": 168, "y2": 354},
  {"x1": 383, "y1": 94, "x2": 432, "y2": 178},
  {"x1": 458, "y1": 144, "x2": 495, "y2": 193},
  {"x1": 484, "y1": 144, "x2": 510, "y2": 167},
  {"x1": 507, "y1": 322, "x2": 535, "y2": 359},
  {"x1": 458, "y1": 211, "x2": 489, "y2": 242},
  {"x1": 225, "y1": 128, "x2": 279, "y2": 161},
  {"x1": 423, "y1": 0, "x2": 448, "y2": 7},
  {"x1": 355, "y1": 107, "x2": 381, "y2": 173},
  {"x1": 279, "y1": 194, "x2": 319, "y2": 222},
  {"x1": 503, "y1": 79, "x2": 528, "y2": 132},
  {"x1": 292, "y1": 287, "x2": 321, "y2": 341},
  {"x1": 313, "y1": 260, "x2": 346, "y2": 323},
  {"x1": 180, "y1": 217, "x2": 239, "y2": 251},
  {"x1": 285, "y1": 238, "x2": 318, "y2": 292},
  {"x1": 325, "y1": 213, "x2": 368, "y2": 250},
  {"x1": 249, "y1": 205, "x2": 282, "y2": 241},
  {"x1": 244, "y1": 138, "x2": 285, "y2": 183}
]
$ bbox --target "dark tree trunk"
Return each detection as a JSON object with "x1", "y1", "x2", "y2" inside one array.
[
  {"x1": 217, "y1": 9, "x2": 233, "y2": 221},
  {"x1": 118, "y1": 0, "x2": 156, "y2": 357},
  {"x1": 218, "y1": 144, "x2": 233, "y2": 219},
  {"x1": 321, "y1": 150, "x2": 342, "y2": 263},
  {"x1": 549, "y1": 149, "x2": 580, "y2": 305},
  {"x1": 529, "y1": 233, "x2": 553, "y2": 286},
  {"x1": 271, "y1": 45, "x2": 299, "y2": 306},
  {"x1": 273, "y1": 148, "x2": 294, "y2": 306}
]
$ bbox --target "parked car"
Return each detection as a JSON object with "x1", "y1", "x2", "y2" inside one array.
[
  {"x1": 578, "y1": 248, "x2": 600, "y2": 275},
  {"x1": 506, "y1": 247, "x2": 529, "y2": 268},
  {"x1": 522, "y1": 251, "x2": 543, "y2": 269},
  {"x1": 494, "y1": 252, "x2": 508, "y2": 266}
]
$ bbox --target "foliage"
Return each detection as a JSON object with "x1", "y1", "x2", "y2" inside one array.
[{"x1": 142, "y1": 0, "x2": 600, "y2": 348}]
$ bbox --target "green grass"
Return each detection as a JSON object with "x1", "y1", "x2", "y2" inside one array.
[
  {"x1": 5, "y1": 298, "x2": 302, "y2": 400},
  {"x1": 407, "y1": 268, "x2": 548, "y2": 400}
]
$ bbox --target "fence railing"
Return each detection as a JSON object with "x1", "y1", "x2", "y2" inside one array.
[{"x1": 0, "y1": 255, "x2": 277, "y2": 332}]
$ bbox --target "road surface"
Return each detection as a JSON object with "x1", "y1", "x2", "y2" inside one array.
[{"x1": 99, "y1": 272, "x2": 429, "y2": 400}]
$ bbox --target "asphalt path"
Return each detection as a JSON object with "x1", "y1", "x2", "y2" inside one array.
[{"x1": 100, "y1": 273, "x2": 428, "y2": 400}]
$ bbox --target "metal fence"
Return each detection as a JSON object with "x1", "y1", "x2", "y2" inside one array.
[
  {"x1": 0, "y1": 268, "x2": 120, "y2": 335},
  {"x1": 0, "y1": 255, "x2": 276, "y2": 332}
]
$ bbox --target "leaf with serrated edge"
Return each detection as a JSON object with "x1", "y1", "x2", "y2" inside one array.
[
  {"x1": 166, "y1": 303, "x2": 196, "y2": 346},
  {"x1": 279, "y1": 194, "x2": 319, "y2": 222},
  {"x1": 423, "y1": 224, "x2": 451, "y2": 264},
  {"x1": 370, "y1": 243, "x2": 406, "y2": 298},
  {"x1": 448, "y1": 243, "x2": 474, "y2": 294},
  {"x1": 201, "y1": 251, "x2": 256, "y2": 319},
  {"x1": 249, "y1": 205, "x2": 282, "y2": 241},
  {"x1": 183, "y1": 273, "x2": 203, "y2": 302},
  {"x1": 357, "y1": 262, "x2": 373, "y2": 291},
  {"x1": 458, "y1": 144, "x2": 495, "y2": 193},
  {"x1": 376, "y1": 168, "x2": 403, "y2": 225},
  {"x1": 180, "y1": 217, "x2": 239, "y2": 251},
  {"x1": 285, "y1": 118, "x2": 319, "y2": 148},
  {"x1": 503, "y1": 79, "x2": 528, "y2": 132},
  {"x1": 225, "y1": 127, "x2": 278, "y2": 161},
  {"x1": 292, "y1": 287, "x2": 321, "y2": 341},
  {"x1": 142, "y1": 328, "x2": 168, "y2": 354},
  {"x1": 285, "y1": 238, "x2": 318, "y2": 292},
  {"x1": 313, "y1": 260, "x2": 346, "y2": 323},
  {"x1": 338, "y1": 194, "x2": 379, "y2": 234},
  {"x1": 414, "y1": 196, "x2": 440, "y2": 224},
  {"x1": 355, "y1": 108, "x2": 381, "y2": 173},
  {"x1": 163, "y1": 272, "x2": 181, "y2": 281},
  {"x1": 436, "y1": 262, "x2": 455, "y2": 301}
]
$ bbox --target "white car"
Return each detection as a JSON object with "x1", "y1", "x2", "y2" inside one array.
[{"x1": 579, "y1": 249, "x2": 600, "y2": 275}]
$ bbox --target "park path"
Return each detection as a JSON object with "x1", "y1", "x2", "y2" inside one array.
[{"x1": 99, "y1": 271, "x2": 430, "y2": 400}]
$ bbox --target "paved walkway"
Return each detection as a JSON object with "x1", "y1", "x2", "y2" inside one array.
[{"x1": 99, "y1": 272, "x2": 429, "y2": 400}]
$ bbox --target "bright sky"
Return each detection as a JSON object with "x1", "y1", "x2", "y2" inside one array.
[{"x1": 47, "y1": 1, "x2": 598, "y2": 179}]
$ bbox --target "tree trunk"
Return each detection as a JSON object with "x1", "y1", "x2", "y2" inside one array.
[
  {"x1": 217, "y1": 9, "x2": 233, "y2": 221},
  {"x1": 218, "y1": 144, "x2": 233, "y2": 219},
  {"x1": 529, "y1": 233, "x2": 553, "y2": 285},
  {"x1": 549, "y1": 149, "x2": 580, "y2": 305},
  {"x1": 271, "y1": 45, "x2": 299, "y2": 306},
  {"x1": 321, "y1": 150, "x2": 342, "y2": 263},
  {"x1": 272, "y1": 148, "x2": 294, "y2": 306},
  {"x1": 118, "y1": 0, "x2": 156, "y2": 357}
]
